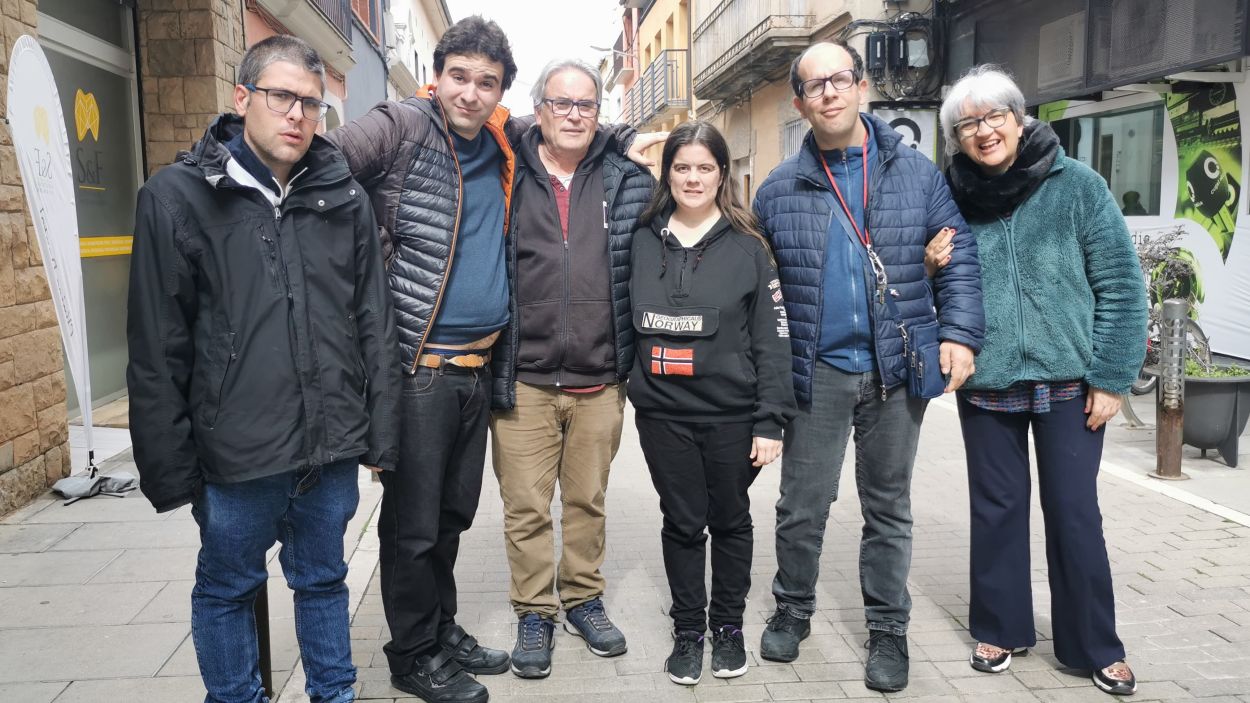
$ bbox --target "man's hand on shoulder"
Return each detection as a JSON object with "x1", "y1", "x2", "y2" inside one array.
[
  {"x1": 627, "y1": 131, "x2": 670, "y2": 168},
  {"x1": 363, "y1": 464, "x2": 384, "y2": 473}
]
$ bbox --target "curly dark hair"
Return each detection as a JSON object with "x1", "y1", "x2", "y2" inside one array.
[
  {"x1": 789, "y1": 41, "x2": 863, "y2": 97},
  {"x1": 434, "y1": 15, "x2": 518, "y2": 90}
]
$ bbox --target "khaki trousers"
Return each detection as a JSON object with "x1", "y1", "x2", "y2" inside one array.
[{"x1": 490, "y1": 382, "x2": 625, "y2": 616}]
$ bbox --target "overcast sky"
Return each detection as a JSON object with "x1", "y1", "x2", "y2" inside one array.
[{"x1": 449, "y1": 0, "x2": 622, "y2": 116}]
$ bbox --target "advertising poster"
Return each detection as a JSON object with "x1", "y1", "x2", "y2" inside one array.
[{"x1": 1165, "y1": 83, "x2": 1241, "y2": 261}]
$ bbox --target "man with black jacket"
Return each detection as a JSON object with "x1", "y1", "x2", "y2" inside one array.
[
  {"x1": 126, "y1": 35, "x2": 400, "y2": 703},
  {"x1": 488, "y1": 59, "x2": 653, "y2": 679}
]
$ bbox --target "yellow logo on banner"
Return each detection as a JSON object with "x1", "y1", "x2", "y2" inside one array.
[
  {"x1": 74, "y1": 89, "x2": 100, "y2": 142},
  {"x1": 32, "y1": 105, "x2": 50, "y2": 144}
]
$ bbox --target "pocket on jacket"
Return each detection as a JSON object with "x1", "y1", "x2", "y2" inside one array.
[
  {"x1": 201, "y1": 331, "x2": 236, "y2": 429},
  {"x1": 516, "y1": 300, "x2": 561, "y2": 368}
]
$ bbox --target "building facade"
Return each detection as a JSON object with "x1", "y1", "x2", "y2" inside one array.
[
  {"x1": 386, "y1": 0, "x2": 450, "y2": 99},
  {"x1": 608, "y1": 0, "x2": 945, "y2": 197},
  {"x1": 0, "y1": 0, "x2": 416, "y2": 515},
  {"x1": 944, "y1": 0, "x2": 1250, "y2": 360}
]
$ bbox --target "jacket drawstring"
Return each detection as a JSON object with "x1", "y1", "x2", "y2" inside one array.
[
  {"x1": 692, "y1": 239, "x2": 712, "y2": 272},
  {"x1": 659, "y1": 227, "x2": 671, "y2": 277}
]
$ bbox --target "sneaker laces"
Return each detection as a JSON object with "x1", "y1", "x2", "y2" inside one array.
[
  {"x1": 674, "y1": 631, "x2": 704, "y2": 658},
  {"x1": 765, "y1": 608, "x2": 807, "y2": 636},
  {"x1": 714, "y1": 626, "x2": 744, "y2": 654},
  {"x1": 519, "y1": 615, "x2": 548, "y2": 652},
  {"x1": 578, "y1": 599, "x2": 613, "y2": 632},
  {"x1": 867, "y1": 631, "x2": 902, "y2": 664}
]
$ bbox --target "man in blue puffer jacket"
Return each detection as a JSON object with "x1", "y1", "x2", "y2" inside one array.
[{"x1": 751, "y1": 42, "x2": 985, "y2": 693}]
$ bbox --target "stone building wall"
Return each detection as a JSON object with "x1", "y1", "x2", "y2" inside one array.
[
  {"x1": 0, "y1": 0, "x2": 245, "y2": 516},
  {"x1": 138, "y1": 0, "x2": 244, "y2": 175},
  {"x1": 0, "y1": 0, "x2": 73, "y2": 516}
]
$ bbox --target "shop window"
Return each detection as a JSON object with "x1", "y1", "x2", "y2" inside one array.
[
  {"x1": 40, "y1": 0, "x2": 129, "y2": 49},
  {"x1": 1051, "y1": 102, "x2": 1165, "y2": 216}
]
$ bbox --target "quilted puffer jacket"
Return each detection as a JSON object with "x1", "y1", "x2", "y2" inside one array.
[
  {"x1": 753, "y1": 113, "x2": 985, "y2": 404},
  {"x1": 327, "y1": 93, "x2": 516, "y2": 369}
]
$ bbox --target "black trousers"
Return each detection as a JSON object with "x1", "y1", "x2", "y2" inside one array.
[
  {"x1": 378, "y1": 365, "x2": 490, "y2": 675},
  {"x1": 637, "y1": 415, "x2": 760, "y2": 633},
  {"x1": 957, "y1": 391, "x2": 1126, "y2": 670}
]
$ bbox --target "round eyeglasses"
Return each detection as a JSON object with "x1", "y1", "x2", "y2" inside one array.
[{"x1": 954, "y1": 108, "x2": 1012, "y2": 138}]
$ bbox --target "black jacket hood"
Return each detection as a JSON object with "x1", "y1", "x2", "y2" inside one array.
[{"x1": 183, "y1": 113, "x2": 350, "y2": 188}]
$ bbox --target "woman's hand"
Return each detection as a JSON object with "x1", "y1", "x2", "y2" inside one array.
[
  {"x1": 750, "y1": 437, "x2": 783, "y2": 467},
  {"x1": 925, "y1": 227, "x2": 956, "y2": 278},
  {"x1": 1085, "y1": 388, "x2": 1122, "y2": 431}
]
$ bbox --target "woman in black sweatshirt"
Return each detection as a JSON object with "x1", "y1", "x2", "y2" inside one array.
[{"x1": 629, "y1": 121, "x2": 797, "y2": 686}]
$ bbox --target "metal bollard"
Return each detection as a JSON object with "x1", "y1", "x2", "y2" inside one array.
[{"x1": 1152, "y1": 298, "x2": 1189, "y2": 480}]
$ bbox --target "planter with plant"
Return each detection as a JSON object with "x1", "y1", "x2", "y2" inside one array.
[{"x1": 1134, "y1": 226, "x2": 1250, "y2": 467}]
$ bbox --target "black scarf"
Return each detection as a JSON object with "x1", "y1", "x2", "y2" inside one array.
[{"x1": 946, "y1": 121, "x2": 1061, "y2": 221}]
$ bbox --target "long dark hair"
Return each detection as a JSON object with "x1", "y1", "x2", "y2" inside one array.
[{"x1": 640, "y1": 120, "x2": 771, "y2": 258}]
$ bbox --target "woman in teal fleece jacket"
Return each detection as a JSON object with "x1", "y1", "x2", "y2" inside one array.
[{"x1": 935, "y1": 66, "x2": 1147, "y2": 697}]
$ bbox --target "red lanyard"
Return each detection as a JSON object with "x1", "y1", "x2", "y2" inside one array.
[{"x1": 817, "y1": 129, "x2": 870, "y2": 249}]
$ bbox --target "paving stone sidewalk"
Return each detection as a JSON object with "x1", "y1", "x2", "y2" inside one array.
[
  {"x1": 343, "y1": 397, "x2": 1250, "y2": 703},
  {"x1": 2, "y1": 395, "x2": 1249, "y2": 702}
]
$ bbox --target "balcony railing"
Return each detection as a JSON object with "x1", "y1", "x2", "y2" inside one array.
[
  {"x1": 313, "y1": 0, "x2": 353, "y2": 42},
  {"x1": 606, "y1": 32, "x2": 636, "y2": 91},
  {"x1": 623, "y1": 49, "x2": 690, "y2": 128},
  {"x1": 692, "y1": 0, "x2": 813, "y2": 99}
]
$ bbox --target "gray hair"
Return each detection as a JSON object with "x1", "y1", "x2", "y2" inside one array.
[
  {"x1": 237, "y1": 35, "x2": 326, "y2": 95},
  {"x1": 939, "y1": 64, "x2": 1031, "y2": 155},
  {"x1": 530, "y1": 59, "x2": 603, "y2": 108}
]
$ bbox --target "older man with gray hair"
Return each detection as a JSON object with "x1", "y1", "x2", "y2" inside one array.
[{"x1": 489, "y1": 58, "x2": 655, "y2": 679}]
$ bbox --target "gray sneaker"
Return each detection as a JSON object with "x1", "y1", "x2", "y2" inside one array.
[
  {"x1": 564, "y1": 598, "x2": 628, "y2": 657},
  {"x1": 511, "y1": 613, "x2": 555, "y2": 679},
  {"x1": 759, "y1": 606, "x2": 810, "y2": 662},
  {"x1": 864, "y1": 631, "x2": 909, "y2": 692}
]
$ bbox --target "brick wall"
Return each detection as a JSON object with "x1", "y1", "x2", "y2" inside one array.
[
  {"x1": 0, "y1": 0, "x2": 73, "y2": 516},
  {"x1": 138, "y1": 0, "x2": 244, "y2": 175}
]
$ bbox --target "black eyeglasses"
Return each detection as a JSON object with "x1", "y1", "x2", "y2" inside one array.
[
  {"x1": 541, "y1": 98, "x2": 600, "y2": 118},
  {"x1": 954, "y1": 107, "x2": 1012, "y2": 138},
  {"x1": 798, "y1": 69, "x2": 859, "y2": 99},
  {"x1": 245, "y1": 84, "x2": 329, "y2": 121}
]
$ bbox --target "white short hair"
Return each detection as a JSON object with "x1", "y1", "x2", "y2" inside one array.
[
  {"x1": 939, "y1": 65, "x2": 1032, "y2": 155},
  {"x1": 530, "y1": 59, "x2": 602, "y2": 108}
]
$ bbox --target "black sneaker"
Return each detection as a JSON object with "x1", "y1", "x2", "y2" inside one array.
[
  {"x1": 391, "y1": 649, "x2": 488, "y2": 703},
  {"x1": 665, "y1": 630, "x2": 705, "y2": 685},
  {"x1": 711, "y1": 625, "x2": 748, "y2": 679},
  {"x1": 441, "y1": 624, "x2": 510, "y2": 675},
  {"x1": 564, "y1": 598, "x2": 627, "y2": 657},
  {"x1": 510, "y1": 613, "x2": 555, "y2": 679},
  {"x1": 759, "y1": 606, "x2": 811, "y2": 662},
  {"x1": 864, "y1": 631, "x2": 909, "y2": 692}
]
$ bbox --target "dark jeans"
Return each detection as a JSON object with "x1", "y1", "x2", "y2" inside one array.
[
  {"x1": 191, "y1": 459, "x2": 359, "y2": 703},
  {"x1": 958, "y1": 392, "x2": 1126, "y2": 670},
  {"x1": 772, "y1": 362, "x2": 927, "y2": 635},
  {"x1": 637, "y1": 416, "x2": 760, "y2": 633},
  {"x1": 378, "y1": 365, "x2": 491, "y2": 675}
]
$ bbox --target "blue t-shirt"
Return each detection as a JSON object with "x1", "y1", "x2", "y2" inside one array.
[
  {"x1": 817, "y1": 116, "x2": 876, "y2": 373},
  {"x1": 427, "y1": 129, "x2": 510, "y2": 345}
]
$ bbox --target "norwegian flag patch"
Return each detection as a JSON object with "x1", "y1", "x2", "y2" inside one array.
[{"x1": 650, "y1": 346, "x2": 695, "y2": 376}]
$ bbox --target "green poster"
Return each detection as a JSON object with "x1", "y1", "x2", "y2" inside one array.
[{"x1": 1165, "y1": 83, "x2": 1240, "y2": 260}]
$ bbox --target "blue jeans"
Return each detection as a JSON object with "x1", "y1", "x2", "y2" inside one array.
[
  {"x1": 191, "y1": 459, "x2": 360, "y2": 703},
  {"x1": 772, "y1": 363, "x2": 927, "y2": 634}
]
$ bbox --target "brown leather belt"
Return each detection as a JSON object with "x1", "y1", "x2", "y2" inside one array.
[{"x1": 415, "y1": 351, "x2": 491, "y2": 370}]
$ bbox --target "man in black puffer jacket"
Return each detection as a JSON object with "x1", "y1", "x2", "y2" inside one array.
[
  {"x1": 488, "y1": 59, "x2": 653, "y2": 679},
  {"x1": 327, "y1": 18, "x2": 654, "y2": 703}
]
